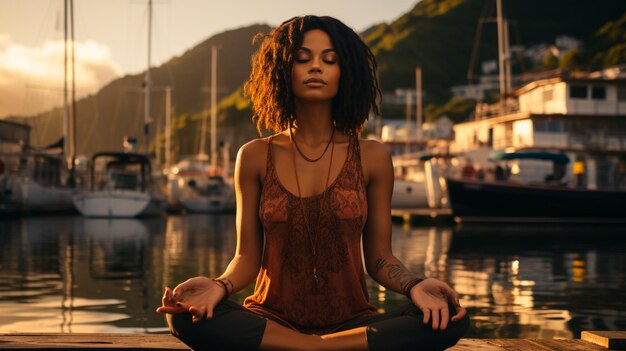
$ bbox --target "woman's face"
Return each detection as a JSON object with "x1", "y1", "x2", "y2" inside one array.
[{"x1": 291, "y1": 29, "x2": 341, "y2": 104}]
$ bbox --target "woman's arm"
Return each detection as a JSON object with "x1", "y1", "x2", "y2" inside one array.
[
  {"x1": 361, "y1": 140, "x2": 419, "y2": 293},
  {"x1": 157, "y1": 140, "x2": 266, "y2": 322},
  {"x1": 361, "y1": 140, "x2": 465, "y2": 330},
  {"x1": 216, "y1": 139, "x2": 266, "y2": 292}
]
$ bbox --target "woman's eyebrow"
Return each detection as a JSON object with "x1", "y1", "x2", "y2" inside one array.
[{"x1": 298, "y1": 47, "x2": 337, "y2": 53}]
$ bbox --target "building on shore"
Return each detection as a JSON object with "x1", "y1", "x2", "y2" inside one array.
[{"x1": 451, "y1": 65, "x2": 626, "y2": 190}]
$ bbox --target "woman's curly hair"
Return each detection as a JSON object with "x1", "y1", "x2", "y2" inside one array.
[{"x1": 244, "y1": 15, "x2": 381, "y2": 135}]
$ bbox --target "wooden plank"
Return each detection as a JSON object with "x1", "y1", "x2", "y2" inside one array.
[
  {"x1": 532, "y1": 338, "x2": 613, "y2": 351},
  {"x1": 448, "y1": 339, "x2": 509, "y2": 350},
  {"x1": 449, "y1": 339, "x2": 612, "y2": 351},
  {"x1": 0, "y1": 333, "x2": 188, "y2": 350},
  {"x1": 481, "y1": 339, "x2": 557, "y2": 351},
  {"x1": 582, "y1": 331, "x2": 626, "y2": 350},
  {"x1": 0, "y1": 333, "x2": 623, "y2": 350}
]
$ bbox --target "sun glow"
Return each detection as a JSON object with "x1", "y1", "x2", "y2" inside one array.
[{"x1": 0, "y1": 35, "x2": 121, "y2": 117}]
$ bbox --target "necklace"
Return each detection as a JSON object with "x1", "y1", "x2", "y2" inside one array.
[
  {"x1": 289, "y1": 123, "x2": 335, "y2": 163},
  {"x1": 289, "y1": 127, "x2": 335, "y2": 286}
]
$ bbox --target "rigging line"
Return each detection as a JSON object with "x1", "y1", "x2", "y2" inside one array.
[
  {"x1": 34, "y1": 0, "x2": 58, "y2": 47},
  {"x1": 25, "y1": 0, "x2": 62, "y2": 117},
  {"x1": 164, "y1": 2, "x2": 176, "y2": 87},
  {"x1": 507, "y1": 5, "x2": 525, "y2": 75},
  {"x1": 110, "y1": 85, "x2": 124, "y2": 143},
  {"x1": 80, "y1": 93, "x2": 101, "y2": 155},
  {"x1": 467, "y1": 0, "x2": 494, "y2": 84}
]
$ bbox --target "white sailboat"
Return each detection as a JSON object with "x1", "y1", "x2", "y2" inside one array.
[
  {"x1": 72, "y1": 0, "x2": 166, "y2": 218},
  {"x1": 166, "y1": 45, "x2": 235, "y2": 213},
  {"x1": 73, "y1": 148, "x2": 166, "y2": 218}
]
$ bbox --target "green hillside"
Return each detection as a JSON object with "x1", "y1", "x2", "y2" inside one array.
[
  {"x1": 9, "y1": 0, "x2": 625, "y2": 159},
  {"x1": 366, "y1": 0, "x2": 626, "y2": 102}
]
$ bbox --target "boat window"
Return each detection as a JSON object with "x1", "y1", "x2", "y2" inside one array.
[
  {"x1": 110, "y1": 172, "x2": 139, "y2": 191},
  {"x1": 534, "y1": 120, "x2": 564, "y2": 132},
  {"x1": 542, "y1": 86, "x2": 553, "y2": 102},
  {"x1": 618, "y1": 86, "x2": 626, "y2": 101},
  {"x1": 33, "y1": 156, "x2": 61, "y2": 187},
  {"x1": 591, "y1": 86, "x2": 606, "y2": 100},
  {"x1": 569, "y1": 85, "x2": 587, "y2": 99}
]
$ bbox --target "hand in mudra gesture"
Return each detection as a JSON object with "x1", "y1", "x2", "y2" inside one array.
[
  {"x1": 408, "y1": 278, "x2": 466, "y2": 331},
  {"x1": 156, "y1": 276, "x2": 227, "y2": 323}
]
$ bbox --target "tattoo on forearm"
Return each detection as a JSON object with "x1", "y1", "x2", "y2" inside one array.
[{"x1": 374, "y1": 258, "x2": 421, "y2": 291}]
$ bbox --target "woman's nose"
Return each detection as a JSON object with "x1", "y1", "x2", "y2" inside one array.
[{"x1": 309, "y1": 58, "x2": 322, "y2": 73}]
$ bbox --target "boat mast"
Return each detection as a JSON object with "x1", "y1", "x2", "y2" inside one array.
[
  {"x1": 70, "y1": 0, "x2": 76, "y2": 177},
  {"x1": 210, "y1": 45, "x2": 218, "y2": 171},
  {"x1": 63, "y1": 0, "x2": 77, "y2": 182},
  {"x1": 63, "y1": 0, "x2": 69, "y2": 161},
  {"x1": 143, "y1": 0, "x2": 153, "y2": 153},
  {"x1": 165, "y1": 86, "x2": 171, "y2": 168},
  {"x1": 496, "y1": 0, "x2": 511, "y2": 107},
  {"x1": 415, "y1": 66, "x2": 423, "y2": 142}
]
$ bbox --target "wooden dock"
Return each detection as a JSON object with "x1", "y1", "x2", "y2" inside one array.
[{"x1": 0, "y1": 331, "x2": 624, "y2": 350}]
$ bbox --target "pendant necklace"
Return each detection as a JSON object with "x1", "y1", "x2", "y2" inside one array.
[{"x1": 289, "y1": 125, "x2": 335, "y2": 286}]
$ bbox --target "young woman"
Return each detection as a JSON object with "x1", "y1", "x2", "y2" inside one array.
[{"x1": 157, "y1": 15, "x2": 469, "y2": 350}]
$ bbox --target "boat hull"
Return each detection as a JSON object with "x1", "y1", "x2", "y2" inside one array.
[
  {"x1": 18, "y1": 181, "x2": 75, "y2": 212},
  {"x1": 447, "y1": 178, "x2": 626, "y2": 221},
  {"x1": 73, "y1": 191, "x2": 166, "y2": 218},
  {"x1": 180, "y1": 198, "x2": 234, "y2": 213},
  {"x1": 391, "y1": 179, "x2": 429, "y2": 209}
]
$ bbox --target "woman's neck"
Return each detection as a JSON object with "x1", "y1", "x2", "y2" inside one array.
[{"x1": 292, "y1": 102, "x2": 333, "y2": 144}]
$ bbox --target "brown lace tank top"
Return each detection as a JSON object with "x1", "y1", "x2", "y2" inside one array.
[{"x1": 243, "y1": 134, "x2": 377, "y2": 334}]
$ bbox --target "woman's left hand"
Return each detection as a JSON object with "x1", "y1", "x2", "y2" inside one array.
[{"x1": 408, "y1": 278, "x2": 466, "y2": 331}]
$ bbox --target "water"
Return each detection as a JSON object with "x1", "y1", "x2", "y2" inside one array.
[{"x1": 0, "y1": 215, "x2": 624, "y2": 338}]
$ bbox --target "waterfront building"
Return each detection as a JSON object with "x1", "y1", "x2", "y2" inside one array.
[{"x1": 451, "y1": 65, "x2": 626, "y2": 190}]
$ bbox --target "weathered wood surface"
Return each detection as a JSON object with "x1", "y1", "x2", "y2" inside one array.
[
  {"x1": 0, "y1": 333, "x2": 187, "y2": 350},
  {"x1": 0, "y1": 333, "x2": 623, "y2": 350},
  {"x1": 449, "y1": 338, "x2": 613, "y2": 351},
  {"x1": 582, "y1": 331, "x2": 626, "y2": 350}
]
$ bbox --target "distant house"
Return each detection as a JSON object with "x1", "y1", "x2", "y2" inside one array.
[
  {"x1": 451, "y1": 66, "x2": 626, "y2": 189},
  {"x1": 0, "y1": 119, "x2": 30, "y2": 154},
  {"x1": 379, "y1": 117, "x2": 454, "y2": 156}
]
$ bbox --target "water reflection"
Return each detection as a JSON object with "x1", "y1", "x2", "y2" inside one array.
[
  {"x1": 0, "y1": 216, "x2": 624, "y2": 338},
  {"x1": 448, "y1": 223, "x2": 626, "y2": 338}
]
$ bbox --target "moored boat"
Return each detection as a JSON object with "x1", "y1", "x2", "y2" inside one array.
[
  {"x1": 447, "y1": 150, "x2": 626, "y2": 221},
  {"x1": 0, "y1": 152, "x2": 76, "y2": 214},
  {"x1": 73, "y1": 152, "x2": 166, "y2": 218}
]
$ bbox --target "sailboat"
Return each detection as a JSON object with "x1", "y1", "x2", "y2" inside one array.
[
  {"x1": 0, "y1": 147, "x2": 75, "y2": 214},
  {"x1": 72, "y1": 0, "x2": 166, "y2": 218},
  {"x1": 165, "y1": 45, "x2": 235, "y2": 213},
  {"x1": 72, "y1": 141, "x2": 167, "y2": 218},
  {"x1": 0, "y1": 0, "x2": 78, "y2": 214}
]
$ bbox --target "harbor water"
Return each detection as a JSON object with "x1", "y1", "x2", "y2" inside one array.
[{"x1": 0, "y1": 214, "x2": 624, "y2": 338}]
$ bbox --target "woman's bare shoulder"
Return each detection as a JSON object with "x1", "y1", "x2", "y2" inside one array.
[
  {"x1": 358, "y1": 138, "x2": 391, "y2": 161},
  {"x1": 358, "y1": 138, "x2": 393, "y2": 182},
  {"x1": 236, "y1": 134, "x2": 281, "y2": 176},
  {"x1": 238, "y1": 137, "x2": 269, "y2": 157}
]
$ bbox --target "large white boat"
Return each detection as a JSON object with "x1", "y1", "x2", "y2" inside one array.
[{"x1": 73, "y1": 152, "x2": 166, "y2": 218}]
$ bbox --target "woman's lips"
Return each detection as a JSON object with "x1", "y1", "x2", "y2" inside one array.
[{"x1": 303, "y1": 78, "x2": 326, "y2": 87}]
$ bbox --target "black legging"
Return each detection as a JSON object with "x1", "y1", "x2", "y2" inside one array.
[{"x1": 167, "y1": 300, "x2": 469, "y2": 350}]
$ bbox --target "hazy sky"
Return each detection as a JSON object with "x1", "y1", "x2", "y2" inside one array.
[{"x1": 0, "y1": 0, "x2": 417, "y2": 117}]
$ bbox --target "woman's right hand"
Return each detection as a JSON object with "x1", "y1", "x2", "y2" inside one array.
[{"x1": 156, "y1": 276, "x2": 227, "y2": 323}]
